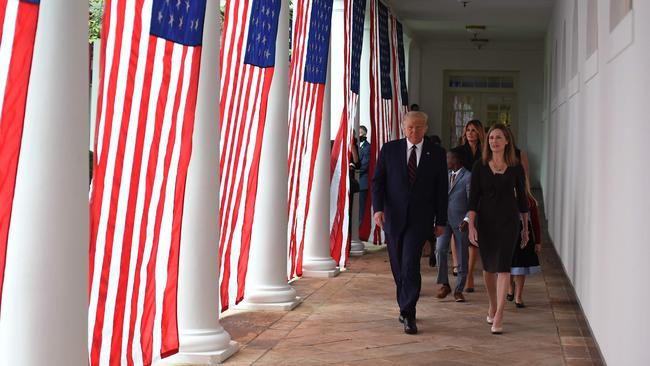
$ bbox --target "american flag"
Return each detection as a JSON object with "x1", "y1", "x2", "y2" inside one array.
[
  {"x1": 88, "y1": 0, "x2": 207, "y2": 364},
  {"x1": 287, "y1": 0, "x2": 333, "y2": 279},
  {"x1": 330, "y1": 0, "x2": 365, "y2": 268},
  {"x1": 219, "y1": 0, "x2": 281, "y2": 310},
  {"x1": 390, "y1": 15, "x2": 408, "y2": 139},
  {"x1": 0, "y1": 0, "x2": 40, "y2": 313},
  {"x1": 359, "y1": 0, "x2": 391, "y2": 244}
]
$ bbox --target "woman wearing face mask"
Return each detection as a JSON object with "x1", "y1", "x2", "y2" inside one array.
[{"x1": 467, "y1": 123, "x2": 529, "y2": 334}]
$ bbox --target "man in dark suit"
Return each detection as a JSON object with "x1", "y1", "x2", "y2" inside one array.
[
  {"x1": 372, "y1": 111, "x2": 448, "y2": 334},
  {"x1": 358, "y1": 125, "x2": 370, "y2": 222}
]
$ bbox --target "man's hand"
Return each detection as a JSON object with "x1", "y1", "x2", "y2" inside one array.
[
  {"x1": 459, "y1": 221, "x2": 468, "y2": 232},
  {"x1": 374, "y1": 211, "x2": 385, "y2": 229},
  {"x1": 434, "y1": 225, "x2": 445, "y2": 238}
]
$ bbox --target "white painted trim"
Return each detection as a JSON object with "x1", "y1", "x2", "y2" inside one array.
[
  {"x1": 584, "y1": 50, "x2": 598, "y2": 84},
  {"x1": 607, "y1": 10, "x2": 634, "y2": 63}
]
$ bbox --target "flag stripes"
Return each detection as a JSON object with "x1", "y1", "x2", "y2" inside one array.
[
  {"x1": 287, "y1": 0, "x2": 332, "y2": 279},
  {"x1": 390, "y1": 15, "x2": 408, "y2": 139},
  {"x1": 89, "y1": 0, "x2": 206, "y2": 364},
  {"x1": 330, "y1": 0, "x2": 365, "y2": 267},
  {"x1": 0, "y1": 0, "x2": 39, "y2": 313},
  {"x1": 360, "y1": 0, "x2": 391, "y2": 244},
  {"x1": 219, "y1": 0, "x2": 281, "y2": 311}
]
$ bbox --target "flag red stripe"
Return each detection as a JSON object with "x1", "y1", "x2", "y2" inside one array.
[
  {"x1": 0, "y1": 0, "x2": 39, "y2": 312},
  {"x1": 124, "y1": 35, "x2": 158, "y2": 366},
  {"x1": 139, "y1": 41, "x2": 175, "y2": 366},
  {"x1": 106, "y1": 0, "x2": 147, "y2": 361}
]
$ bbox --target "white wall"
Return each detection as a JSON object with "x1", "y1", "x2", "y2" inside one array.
[
  {"x1": 416, "y1": 41, "x2": 545, "y2": 186},
  {"x1": 543, "y1": 0, "x2": 650, "y2": 365}
]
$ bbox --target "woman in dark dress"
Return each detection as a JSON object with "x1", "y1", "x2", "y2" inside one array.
[
  {"x1": 468, "y1": 123, "x2": 529, "y2": 334},
  {"x1": 459, "y1": 120, "x2": 485, "y2": 292}
]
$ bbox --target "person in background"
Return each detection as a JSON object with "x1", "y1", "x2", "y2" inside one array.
[
  {"x1": 410, "y1": 103, "x2": 420, "y2": 111},
  {"x1": 358, "y1": 126, "x2": 370, "y2": 223},
  {"x1": 507, "y1": 179, "x2": 542, "y2": 308},
  {"x1": 468, "y1": 123, "x2": 529, "y2": 334},
  {"x1": 459, "y1": 119, "x2": 486, "y2": 293},
  {"x1": 435, "y1": 147, "x2": 471, "y2": 303},
  {"x1": 430, "y1": 135, "x2": 442, "y2": 145}
]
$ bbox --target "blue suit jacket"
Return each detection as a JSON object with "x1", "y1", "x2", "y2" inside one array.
[
  {"x1": 447, "y1": 167, "x2": 471, "y2": 227},
  {"x1": 372, "y1": 138, "x2": 448, "y2": 240},
  {"x1": 358, "y1": 140, "x2": 370, "y2": 190}
]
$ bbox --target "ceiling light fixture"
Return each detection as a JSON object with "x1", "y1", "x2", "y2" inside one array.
[
  {"x1": 457, "y1": 0, "x2": 471, "y2": 7},
  {"x1": 465, "y1": 25, "x2": 486, "y2": 35},
  {"x1": 471, "y1": 36, "x2": 489, "y2": 50}
]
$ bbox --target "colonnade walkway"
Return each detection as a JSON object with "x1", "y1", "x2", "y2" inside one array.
[{"x1": 220, "y1": 199, "x2": 604, "y2": 366}]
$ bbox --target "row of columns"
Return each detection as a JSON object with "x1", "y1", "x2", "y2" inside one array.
[{"x1": 0, "y1": 0, "x2": 383, "y2": 364}]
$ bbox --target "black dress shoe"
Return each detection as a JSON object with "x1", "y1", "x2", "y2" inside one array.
[
  {"x1": 429, "y1": 254, "x2": 436, "y2": 267},
  {"x1": 398, "y1": 315, "x2": 405, "y2": 323},
  {"x1": 404, "y1": 317, "x2": 417, "y2": 335},
  {"x1": 515, "y1": 302, "x2": 526, "y2": 308},
  {"x1": 506, "y1": 293, "x2": 514, "y2": 302}
]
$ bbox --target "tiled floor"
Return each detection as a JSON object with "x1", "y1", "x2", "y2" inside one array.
[{"x1": 220, "y1": 202, "x2": 604, "y2": 365}]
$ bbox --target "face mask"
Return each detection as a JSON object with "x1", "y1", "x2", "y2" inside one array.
[{"x1": 359, "y1": 136, "x2": 367, "y2": 142}]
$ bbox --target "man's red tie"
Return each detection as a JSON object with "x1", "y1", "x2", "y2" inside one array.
[{"x1": 408, "y1": 145, "x2": 417, "y2": 185}]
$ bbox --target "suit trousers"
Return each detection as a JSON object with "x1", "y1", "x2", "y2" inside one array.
[
  {"x1": 435, "y1": 224, "x2": 469, "y2": 293},
  {"x1": 386, "y1": 227, "x2": 426, "y2": 319}
]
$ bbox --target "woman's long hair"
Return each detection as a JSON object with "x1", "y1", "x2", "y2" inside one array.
[
  {"x1": 460, "y1": 119, "x2": 486, "y2": 148},
  {"x1": 482, "y1": 123, "x2": 518, "y2": 166}
]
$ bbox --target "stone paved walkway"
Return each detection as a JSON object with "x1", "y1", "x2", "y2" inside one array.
[{"x1": 220, "y1": 198, "x2": 604, "y2": 365}]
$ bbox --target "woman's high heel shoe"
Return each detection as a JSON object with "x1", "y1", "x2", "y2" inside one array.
[
  {"x1": 491, "y1": 325, "x2": 503, "y2": 334},
  {"x1": 486, "y1": 314, "x2": 494, "y2": 325}
]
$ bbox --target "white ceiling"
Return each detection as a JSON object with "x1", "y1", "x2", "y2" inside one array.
[{"x1": 388, "y1": 0, "x2": 556, "y2": 42}]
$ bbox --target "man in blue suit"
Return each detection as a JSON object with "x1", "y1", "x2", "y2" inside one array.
[
  {"x1": 372, "y1": 111, "x2": 448, "y2": 334},
  {"x1": 358, "y1": 125, "x2": 370, "y2": 222},
  {"x1": 435, "y1": 147, "x2": 471, "y2": 303}
]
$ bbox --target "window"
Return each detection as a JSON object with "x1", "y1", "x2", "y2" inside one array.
[
  {"x1": 586, "y1": 0, "x2": 598, "y2": 58},
  {"x1": 610, "y1": 0, "x2": 632, "y2": 31},
  {"x1": 451, "y1": 95, "x2": 475, "y2": 145}
]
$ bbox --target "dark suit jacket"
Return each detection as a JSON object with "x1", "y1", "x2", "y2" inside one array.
[
  {"x1": 358, "y1": 140, "x2": 370, "y2": 190},
  {"x1": 372, "y1": 138, "x2": 448, "y2": 240}
]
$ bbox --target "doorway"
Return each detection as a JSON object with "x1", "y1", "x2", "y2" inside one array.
[{"x1": 443, "y1": 71, "x2": 518, "y2": 148}]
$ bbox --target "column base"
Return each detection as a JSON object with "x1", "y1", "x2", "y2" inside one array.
[
  {"x1": 236, "y1": 284, "x2": 302, "y2": 311},
  {"x1": 349, "y1": 239, "x2": 366, "y2": 256},
  {"x1": 157, "y1": 329, "x2": 239, "y2": 365},
  {"x1": 302, "y1": 257, "x2": 340, "y2": 278}
]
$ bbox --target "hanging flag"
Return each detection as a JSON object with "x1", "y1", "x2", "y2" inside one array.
[
  {"x1": 0, "y1": 0, "x2": 40, "y2": 314},
  {"x1": 219, "y1": 0, "x2": 281, "y2": 311},
  {"x1": 287, "y1": 0, "x2": 333, "y2": 279},
  {"x1": 330, "y1": 0, "x2": 365, "y2": 268},
  {"x1": 88, "y1": 0, "x2": 207, "y2": 364},
  {"x1": 390, "y1": 15, "x2": 409, "y2": 139},
  {"x1": 359, "y1": 0, "x2": 391, "y2": 244}
]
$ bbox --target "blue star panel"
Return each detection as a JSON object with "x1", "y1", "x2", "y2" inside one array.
[
  {"x1": 21, "y1": 0, "x2": 40, "y2": 4},
  {"x1": 377, "y1": 1, "x2": 391, "y2": 100},
  {"x1": 304, "y1": 0, "x2": 333, "y2": 84},
  {"x1": 150, "y1": 0, "x2": 207, "y2": 47},
  {"x1": 244, "y1": 0, "x2": 281, "y2": 68},
  {"x1": 396, "y1": 21, "x2": 408, "y2": 105},
  {"x1": 350, "y1": 0, "x2": 366, "y2": 94}
]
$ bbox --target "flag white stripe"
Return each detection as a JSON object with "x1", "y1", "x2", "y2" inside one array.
[
  {"x1": 120, "y1": 0, "x2": 154, "y2": 360},
  {"x1": 132, "y1": 37, "x2": 166, "y2": 365},
  {"x1": 152, "y1": 42, "x2": 187, "y2": 360},
  {"x1": 0, "y1": 0, "x2": 19, "y2": 116},
  {"x1": 95, "y1": 0, "x2": 120, "y2": 161}
]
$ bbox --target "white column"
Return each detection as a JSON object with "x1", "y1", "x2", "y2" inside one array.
[
  {"x1": 330, "y1": 0, "x2": 345, "y2": 140},
  {"x1": 302, "y1": 46, "x2": 340, "y2": 278},
  {"x1": 407, "y1": 41, "x2": 421, "y2": 107},
  {"x1": 0, "y1": 1, "x2": 88, "y2": 365},
  {"x1": 159, "y1": 0, "x2": 238, "y2": 364},
  {"x1": 238, "y1": 0, "x2": 301, "y2": 311}
]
